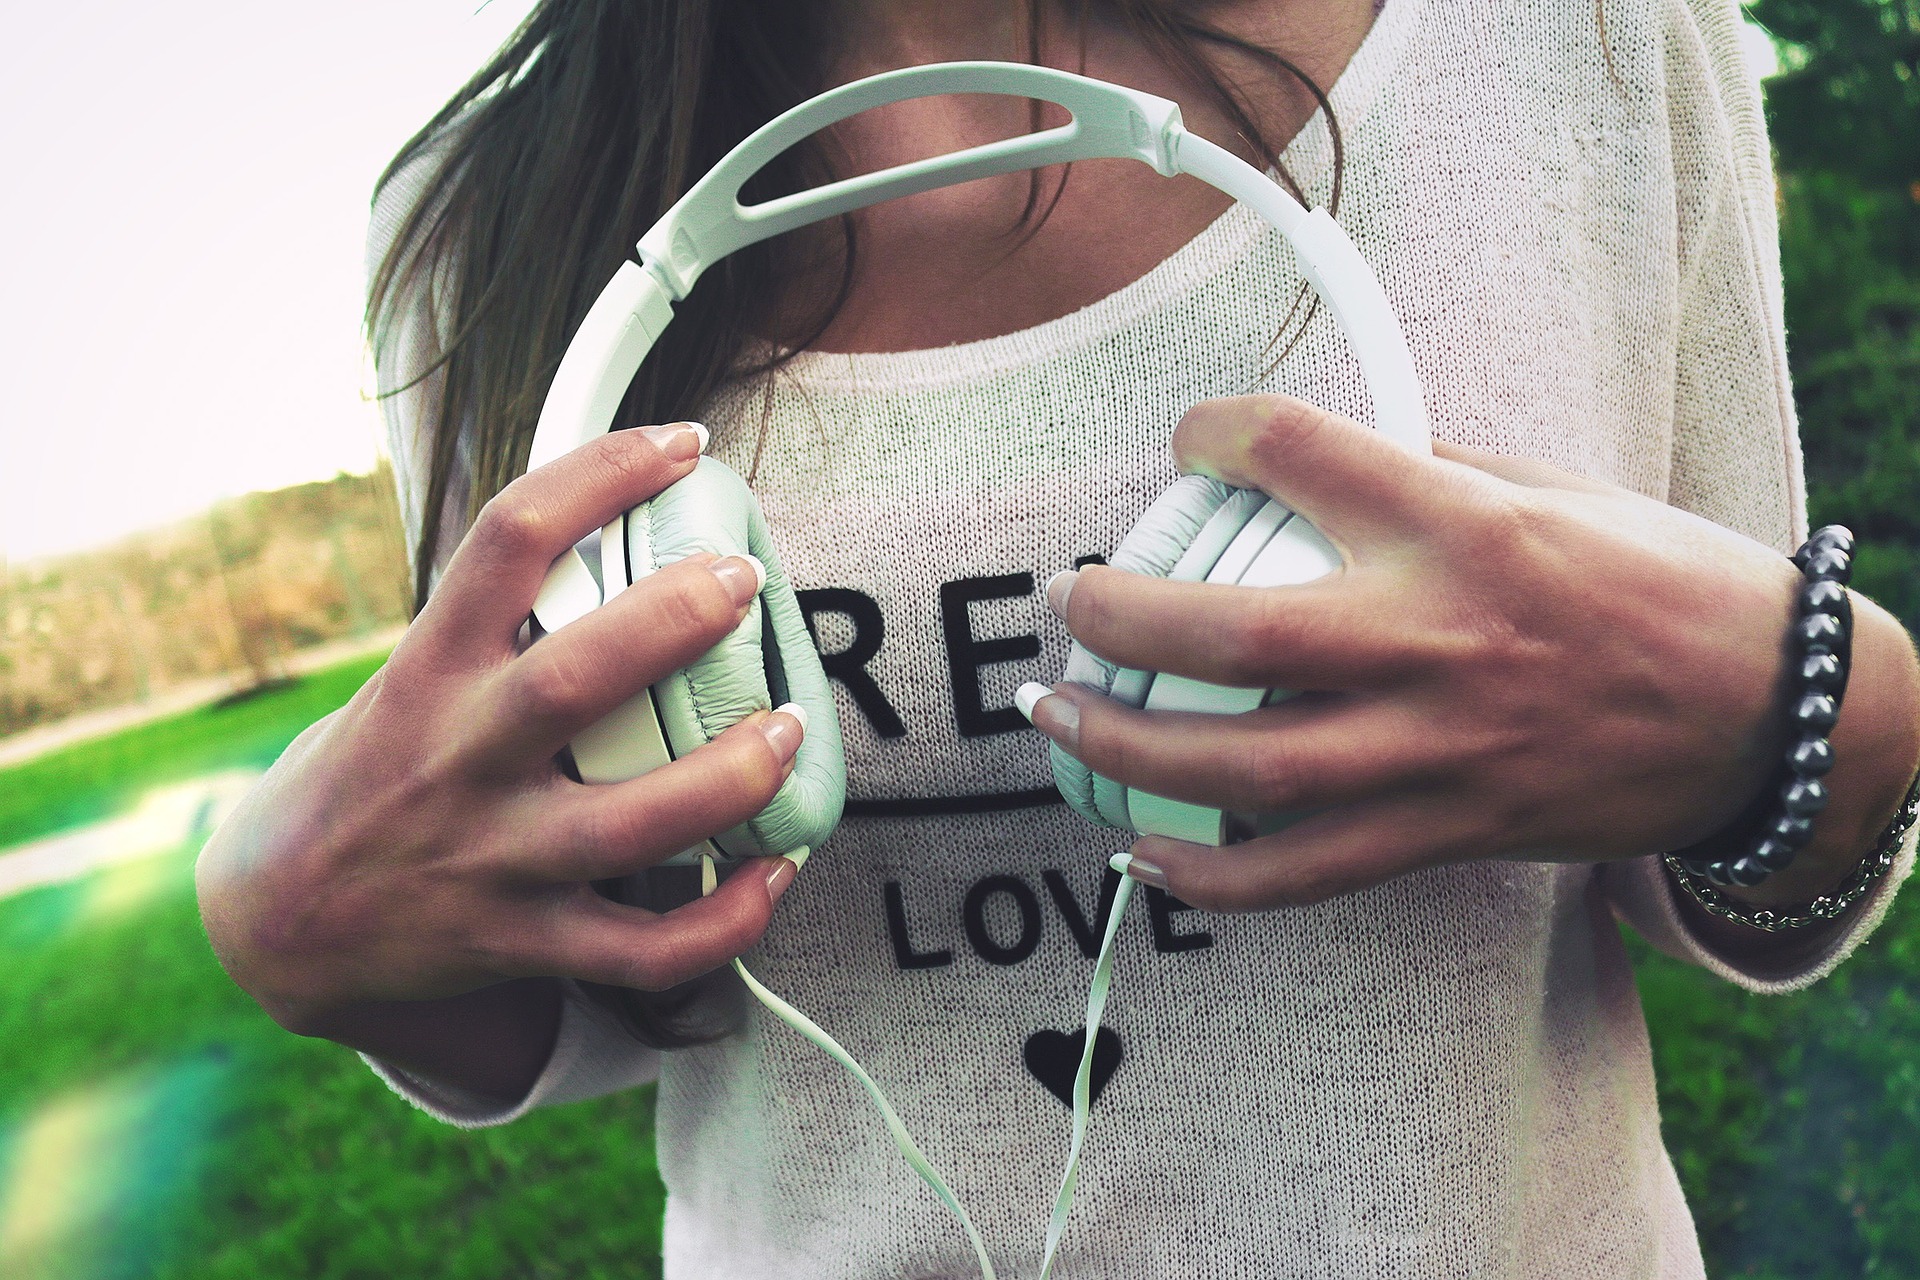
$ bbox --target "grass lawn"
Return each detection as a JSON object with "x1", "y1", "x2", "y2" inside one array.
[{"x1": 1, "y1": 652, "x2": 1916, "y2": 1277}]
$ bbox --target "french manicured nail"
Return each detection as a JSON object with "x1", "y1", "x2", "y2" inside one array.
[
  {"x1": 710, "y1": 553, "x2": 766, "y2": 607},
  {"x1": 761, "y1": 701, "x2": 808, "y2": 762},
  {"x1": 644, "y1": 420, "x2": 709, "y2": 462},
  {"x1": 765, "y1": 856, "x2": 799, "y2": 906},
  {"x1": 1015, "y1": 681, "x2": 1079, "y2": 748},
  {"x1": 1125, "y1": 854, "x2": 1169, "y2": 891},
  {"x1": 1044, "y1": 569, "x2": 1078, "y2": 619}
]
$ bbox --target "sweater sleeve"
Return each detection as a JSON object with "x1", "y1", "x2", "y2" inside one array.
[
  {"x1": 359, "y1": 136, "x2": 666, "y2": 1123},
  {"x1": 1598, "y1": 0, "x2": 1915, "y2": 992}
]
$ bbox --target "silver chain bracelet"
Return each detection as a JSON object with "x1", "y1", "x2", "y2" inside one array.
[{"x1": 1664, "y1": 771, "x2": 1920, "y2": 932}]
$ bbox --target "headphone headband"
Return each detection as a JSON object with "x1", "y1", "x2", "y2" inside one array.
[{"x1": 529, "y1": 60, "x2": 1430, "y2": 634}]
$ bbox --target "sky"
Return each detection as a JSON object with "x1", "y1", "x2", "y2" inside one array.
[
  {"x1": 0, "y1": 1, "x2": 538, "y2": 564},
  {"x1": 0, "y1": 3, "x2": 1780, "y2": 565}
]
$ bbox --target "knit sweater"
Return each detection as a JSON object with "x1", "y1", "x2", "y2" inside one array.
[{"x1": 366, "y1": 0, "x2": 1917, "y2": 1274}]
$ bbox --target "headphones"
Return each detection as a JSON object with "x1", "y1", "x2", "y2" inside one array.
[
  {"x1": 526, "y1": 60, "x2": 1431, "y2": 858},
  {"x1": 522, "y1": 60, "x2": 1431, "y2": 1277}
]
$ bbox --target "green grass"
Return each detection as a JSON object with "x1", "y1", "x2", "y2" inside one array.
[
  {"x1": 0, "y1": 653, "x2": 666, "y2": 1280},
  {"x1": 1, "y1": 653, "x2": 1916, "y2": 1276},
  {"x1": 0, "y1": 656, "x2": 391, "y2": 849}
]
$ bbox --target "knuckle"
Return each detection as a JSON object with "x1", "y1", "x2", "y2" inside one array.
[
  {"x1": 653, "y1": 573, "x2": 730, "y2": 644},
  {"x1": 464, "y1": 914, "x2": 537, "y2": 979},
  {"x1": 1237, "y1": 740, "x2": 1304, "y2": 812},
  {"x1": 1176, "y1": 877, "x2": 1259, "y2": 914},
  {"x1": 724, "y1": 733, "x2": 786, "y2": 805},
  {"x1": 1077, "y1": 708, "x2": 1138, "y2": 780},
  {"x1": 1070, "y1": 566, "x2": 1122, "y2": 639},
  {"x1": 514, "y1": 651, "x2": 593, "y2": 721},
  {"x1": 1246, "y1": 395, "x2": 1326, "y2": 466},
  {"x1": 473, "y1": 487, "x2": 548, "y2": 560},
  {"x1": 1221, "y1": 596, "x2": 1292, "y2": 684},
  {"x1": 580, "y1": 797, "x2": 649, "y2": 867},
  {"x1": 590, "y1": 429, "x2": 665, "y2": 492},
  {"x1": 612, "y1": 945, "x2": 674, "y2": 992}
]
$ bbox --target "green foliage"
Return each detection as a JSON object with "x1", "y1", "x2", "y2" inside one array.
[
  {"x1": 1750, "y1": 0, "x2": 1920, "y2": 628},
  {"x1": 1635, "y1": 893, "x2": 1920, "y2": 1277},
  {"x1": 1748, "y1": 0, "x2": 1920, "y2": 199}
]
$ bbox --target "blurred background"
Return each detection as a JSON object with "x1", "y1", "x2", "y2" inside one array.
[{"x1": 0, "y1": 1, "x2": 1915, "y2": 1277}]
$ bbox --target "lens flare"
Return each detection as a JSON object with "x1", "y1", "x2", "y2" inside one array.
[{"x1": 0, "y1": 1054, "x2": 230, "y2": 1279}]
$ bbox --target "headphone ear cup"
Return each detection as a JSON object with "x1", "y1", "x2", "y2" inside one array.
[
  {"x1": 621, "y1": 458, "x2": 845, "y2": 858},
  {"x1": 1051, "y1": 476, "x2": 1262, "y2": 828}
]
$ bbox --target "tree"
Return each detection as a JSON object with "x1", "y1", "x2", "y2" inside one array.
[{"x1": 1749, "y1": 0, "x2": 1920, "y2": 625}]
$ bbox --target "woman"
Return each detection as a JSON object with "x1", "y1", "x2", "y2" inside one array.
[{"x1": 196, "y1": 0, "x2": 1920, "y2": 1274}]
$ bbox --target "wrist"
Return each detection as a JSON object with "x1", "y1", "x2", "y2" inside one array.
[
  {"x1": 315, "y1": 979, "x2": 567, "y2": 1104},
  {"x1": 1712, "y1": 593, "x2": 1920, "y2": 909}
]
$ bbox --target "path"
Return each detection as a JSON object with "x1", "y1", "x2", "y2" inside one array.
[
  {"x1": 0, "y1": 770, "x2": 261, "y2": 900},
  {"x1": 0, "y1": 626, "x2": 404, "y2": 770}
]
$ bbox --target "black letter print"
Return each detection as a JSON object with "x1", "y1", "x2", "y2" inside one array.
[
  {"x1": 797, "y1": 588, "x2": 906, "y2": 739},
  {"x1": 883, "y1": 881, "x2": 953, "y2": 970},
  {"x1": 1043, "y1": 867, "x2": 1122, "y2": 959},
  {"x1": 940, "y1": 573, "x2": 1042, "y2": 737},
  {"x1": 1146, "y1": 887, "x2": 1214, "y2": 954},
  {"x1": 963, "y1": 875, "x2": 1044, "y2": 966}
]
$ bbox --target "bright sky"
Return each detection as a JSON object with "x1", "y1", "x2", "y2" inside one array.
[
  {"x1": 0, "y1": 1, "x2": 538, "y2": 564},
  {"x1": 0, "y1": 4, "x2": 1782, "y2": 566}
]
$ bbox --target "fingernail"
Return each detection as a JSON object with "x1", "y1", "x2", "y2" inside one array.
[
  {"x1": 1044, "y1": 569, "x2": 1078, "y2": 619},
  {"x1": 643, "y1": 420, "x2": 709, "y2": 462},
  {"x1": 1015, "y1": 681, "x2": 1079, "y2": 748},
  {"x1": 761, "y1": 701, "x2": 808, "y2": 761},
  {"x1": 765, "y1": 856, "x2": 799, "y2": 906},
  {"x1": 1125, "y1": 854, "x2": 1169, "y2": 891},
  {"x1": 709, "y1": 553, "x2": 766, "y2": 607}
]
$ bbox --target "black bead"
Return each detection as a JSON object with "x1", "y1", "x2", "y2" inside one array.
[
  {"x1": 1767, "y1": 812, "x2": 1816, "y2": 850},
  {"x1": 1811, "y1": 525, "x2": 1854, "y2": 553},
  {"x1": 1727, "y1": 856, "x2": 1771, "y2": 887},
  {"x1": 1800, "y1": 651, "x2": 1844, "y2": 691},
  {"x1": 1793, "y1": 693, "x2": 1839, "y2": 731},
  {"x1": 1805, "y1": 545, "x2": 1852, "y2": 584},
  {"x1": 1800, "y1": 578, "x2": 1848, "y2": 617},
  {"x1": 1705, "y1": 860, "x2": 1737, "y2": 886},
  {"x1": 1751, "y1": 837, "x2": 1799, "y2": 871},
  {"x1": 1789, "y1": 735, "x2": 1836, "y2": 777},
  {"x1": 1782, "y1": 776, "x2": 1830, "y2": 817},
  {"x1": 1795, "y1": 613, "x2": 1848, "y2": 652}
]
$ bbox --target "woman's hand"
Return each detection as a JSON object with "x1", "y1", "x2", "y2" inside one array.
[
  {"x1": 1023, "y1": 394, "x2": 1920, "y2": 914},
  {"x1": 195, "y1": 423, "x2": 805, "y2": 1093}
]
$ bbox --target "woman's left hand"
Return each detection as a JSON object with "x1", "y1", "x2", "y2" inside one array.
[{"x1": 1024, "y1": 394, "x2": 1920, "y2": 912}]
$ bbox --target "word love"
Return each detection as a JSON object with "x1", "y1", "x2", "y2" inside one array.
[{"x1": 881, "y1": 868, "x2": 1213, "y2": 972}]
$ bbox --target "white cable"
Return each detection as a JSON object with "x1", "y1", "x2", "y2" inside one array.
[
  {"x1": 1036, "y1": 851, "x2": 1140, "y2": 1280},
  {"x1": 702, "y1": 855, "x2": 1000, "y2": 1280}
]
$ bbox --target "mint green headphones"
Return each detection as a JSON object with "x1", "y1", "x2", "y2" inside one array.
[
  {"x1": 525, "y1": 60, "x2": 1431, "y2": 863},
  {"x1": 521, "y1": 61, "x2": 1431, "y2": 1278}
]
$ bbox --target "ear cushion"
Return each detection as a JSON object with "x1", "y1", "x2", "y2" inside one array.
[
  {"x1": 1051, "y1": 476, "x2": 1271, "y2": 828},
  {"x1": 621, "y1": 457, "x2": 846, "y2": 858}
]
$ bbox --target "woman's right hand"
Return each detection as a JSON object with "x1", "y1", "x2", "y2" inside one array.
[{"x1": 195, "y1": 421, "x2": 805, "y2": 1096}]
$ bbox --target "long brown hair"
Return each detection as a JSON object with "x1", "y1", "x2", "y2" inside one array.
[
  {"x1": 368, "y1": 0, "x2": 1342, "y2": 607},
  {"x1": 366, "y1": 0, "x2": 1342, "y2": 1045}
]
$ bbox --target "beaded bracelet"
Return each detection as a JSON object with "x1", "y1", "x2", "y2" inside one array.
[
  {"x1": 1665, "y1": 770, "x2": 1919, "y2": 933},
  {"x1": 1666, "y1": 525, "x2": 1856, "y2": 889}
]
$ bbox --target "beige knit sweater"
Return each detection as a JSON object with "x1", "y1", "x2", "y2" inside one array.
[{"x1": 367, "y1": 0, "x2": 1917, "y2": 1274}]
